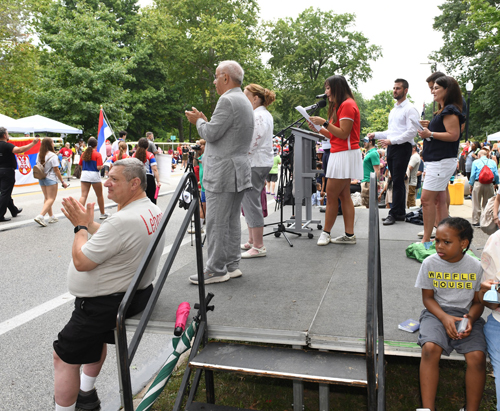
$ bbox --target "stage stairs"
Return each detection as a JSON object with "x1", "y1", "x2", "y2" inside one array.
[
  {"x1": 115, "y1": 173, "x2": 384, "y2": 411},
  {"x1": 184, "y1": 341, "x2": 369, "y2": 411},
  {"x1": 176, "y1": 175, "x2": 385, "y2": 411}
]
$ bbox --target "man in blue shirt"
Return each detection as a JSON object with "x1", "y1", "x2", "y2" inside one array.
[{"x1": 469, "y1": 149, "x2": 499, "y2": 226}]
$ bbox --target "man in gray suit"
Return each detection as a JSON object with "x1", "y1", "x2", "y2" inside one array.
[{"x1": 185, "y1": 60, "x2": 254, "y2": 284}]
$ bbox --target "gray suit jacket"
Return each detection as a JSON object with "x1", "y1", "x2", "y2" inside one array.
[{"x1": 197, "y1": 87, "x2": 254, "y2": 193}]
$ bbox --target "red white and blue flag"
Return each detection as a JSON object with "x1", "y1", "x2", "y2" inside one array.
[
  {"x1": 97, "y1": 108, "x2": 112, "y2": 161},
  {"x1": 12, "y1": 137, "x2": 41, "y2": 187}
]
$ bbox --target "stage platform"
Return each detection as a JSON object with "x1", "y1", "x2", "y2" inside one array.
[{"x1": 127, "y1": 204, "x2": 483, "y2": 359}]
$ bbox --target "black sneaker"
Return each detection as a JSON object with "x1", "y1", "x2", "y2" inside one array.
[{"x1": 76, "y1": 388, "x2": 101, "y2": 410}]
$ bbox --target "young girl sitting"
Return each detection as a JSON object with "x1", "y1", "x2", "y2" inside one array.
[{"x1": 415, "y1": 217, "x2": 486, "y2": 411}]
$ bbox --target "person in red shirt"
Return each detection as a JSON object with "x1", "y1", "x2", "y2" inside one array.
[
  {"x1": 79, "y1": 137, "x2": 108, "y2": 219},
  {"x1": 309, "y1": 75, "x2": 363, "y2": 246},
  {"x1": 102, "y1": 140, "x2": 113, "y2": 178},
  {"x1": 59, "y1": 142, "x2": 73, "y2": 181}
]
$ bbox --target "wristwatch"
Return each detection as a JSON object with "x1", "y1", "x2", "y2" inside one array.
[
  {"x1": 323, "y1": 121, "x2": 329, "y2": 128},
  {"x1": 430, "y1": 132, "x2": 434, "y2": 139},
  {"x1": 74, "y1": 225, "x2": 88, "y2": 234}
]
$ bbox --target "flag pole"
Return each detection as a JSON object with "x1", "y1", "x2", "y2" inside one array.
[{"x1": 101, "y1": 106, "x2": 117, "y2": 142}]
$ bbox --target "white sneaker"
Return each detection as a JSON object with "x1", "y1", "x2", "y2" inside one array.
[
  {"x1": 100, "y1": 213, "x2": 109, "y2": 220},
  {"x1": 418, "y1": 227, "x2": 436, "y2": 238},
  {"x1": 228, "y1": 268, "x2": 243, "y2": 278},
  {"x1": 34, "y1": 215, "x2": 47, "y2": 227},
  {"x1": 48, "y1": 216, "x2": 59, "y2": 224},
  {"x1": 317, "y1": 231, "x2": 331, "y2": 246},
  {"x1": 331, "y1": 234, "x2": 356, "y2": 245}
]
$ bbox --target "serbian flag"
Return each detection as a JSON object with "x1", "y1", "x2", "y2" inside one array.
[
  {"x1": 11, "y1": 137, "x2": 41, "y2": 187},
  {"x1": 97, "y1": 108, "x2": 112, "y2": 162}
]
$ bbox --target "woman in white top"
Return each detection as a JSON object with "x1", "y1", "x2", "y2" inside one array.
[
  {"x1": 34, "y1": 138, "x2": 69, "y2": 227},
  {"x1": 241, "y1": 83, "x2": 276, "y2": 258}
]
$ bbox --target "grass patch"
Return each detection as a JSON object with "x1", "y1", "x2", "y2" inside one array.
[{"x1": 150, "y1": 353, "x2": 498, "y2": 410}]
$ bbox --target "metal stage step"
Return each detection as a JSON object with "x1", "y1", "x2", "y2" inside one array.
[
  {"x1": 189, "y1": 342, "x2": 368, "y2": 387},
  {"x1": 187, "y1": 403, "x2": 257, "y2": 411}
]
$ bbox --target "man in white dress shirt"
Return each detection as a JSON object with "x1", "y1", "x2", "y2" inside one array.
[{"x1": 367, "y1": 78, "x2": 419, "y2": 225}]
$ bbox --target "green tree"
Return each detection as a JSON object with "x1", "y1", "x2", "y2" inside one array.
[
  {"x1": 359, "y1": 91, "x2": 393, "y2": 135},
  {"x1": 0, "y1": 0, "x2": 48, "y2": 118},
  {"x1": 0, "y1": 42, "x2": 40, "y2": 118},
  {"x1": 365, "y1": 90, "x2": 393, "y2": 114},
  {"x1": 140, "y1": 0, "x2": 265, "y2": 141},
  {"x1": 353, "y1": 92, "x2": 368, "y2": 135},
  {"x1": 362, "y1": 108, "x2": 390, "y2": 135},
  {"x1": 264, "y1": 7, "x2": 382, "y2": 124},
  {"x1": 35, "y1": 0, "x2": 135, "y2": 137}
]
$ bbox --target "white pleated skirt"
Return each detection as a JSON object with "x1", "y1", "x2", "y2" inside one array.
[{"x1": 325, "y1": 149, "x2": 363, "y2": 180}]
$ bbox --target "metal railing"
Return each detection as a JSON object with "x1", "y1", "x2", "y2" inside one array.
[
  {"x1": 115, "y1": 171, "x2": 209, "y2": 410},
  {"x1": 366, "y1": 172, "x2": 386, "y2": 411}
]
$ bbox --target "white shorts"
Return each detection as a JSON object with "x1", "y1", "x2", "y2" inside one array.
[
  {"x1": 326, "y1": 149, "x2": 363, "y2": 180},
  {"x1": 422, "y1": 158, "x2": 457, "y2": 192},
  {"x1": 81, "y1": 170, "x2": 101, "y2": 184}
]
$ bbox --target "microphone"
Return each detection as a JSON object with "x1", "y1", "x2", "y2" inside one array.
[
  {"x1": 315, "y1": 93, "x2": 327, "y2": 99},
  {"x1": 304, "y1": 99, "x2": 327, "y2": 111}
]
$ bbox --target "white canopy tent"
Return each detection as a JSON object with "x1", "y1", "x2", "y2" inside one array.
[
  {"x1": 15, "y1": 115, "x2": 82, "y2": 134},
  {"x1": 487, "y1": 131, "x2": 500, "y2": 142},
  {"x1": 0, "y1": 113, "x2": 34, "y2": 133}
]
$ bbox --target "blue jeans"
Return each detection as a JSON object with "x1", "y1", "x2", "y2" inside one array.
[{"x1": 484, "y1": 313, "x2": 500, "y2": 411}]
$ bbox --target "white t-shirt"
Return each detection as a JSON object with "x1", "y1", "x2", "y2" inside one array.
[
  {"x1": 408, "y1": 152, "x2": 421, "y2": 186},
  {"x1": 67, "y1": 197, "x2": 165, "y2": 297},
  {"x1": 43, "y1": 153, "x2": 59, "y2": 182}
]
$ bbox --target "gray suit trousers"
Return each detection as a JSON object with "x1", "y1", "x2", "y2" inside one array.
[{"x1": 205, "y1": 190, "x2": 245, "y2": 275}]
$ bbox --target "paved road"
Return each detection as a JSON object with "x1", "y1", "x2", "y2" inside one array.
[{"x1": 0, "y1": 171, "x2": 195, "y2": 411}]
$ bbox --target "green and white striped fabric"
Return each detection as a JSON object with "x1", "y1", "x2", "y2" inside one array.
[{"x1": 136, "y1": 320, "x2": 198, "y2": 411}]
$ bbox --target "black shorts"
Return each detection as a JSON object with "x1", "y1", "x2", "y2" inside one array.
[
  {"x1": 53, "y1": 285, "x2": 153, "y2": 365},
  {"x1": 267, "y1": 173, "x2": 278, "y2": 183}
]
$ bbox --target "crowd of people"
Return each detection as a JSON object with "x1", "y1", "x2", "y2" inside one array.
[{"x1": 0, "y1": 129, "x2": 165, "y2": 227}]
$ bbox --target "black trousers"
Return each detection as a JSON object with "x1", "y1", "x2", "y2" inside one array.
[
  {"x1": 146, "y1": 173, "x2": 157, "y2": 205},
  {"x1": 387, "y1": 143, "x2": 412, "y2": 218},
  {"x1": 0, "y1": 168, "x2": 19, "y2": 218}
]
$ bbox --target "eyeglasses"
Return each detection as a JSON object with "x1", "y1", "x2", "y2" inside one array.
[{"x1": 214, "y1": 72, "x2": 226, "y2": 80}]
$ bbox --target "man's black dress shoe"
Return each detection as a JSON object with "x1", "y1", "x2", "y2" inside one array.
[
  {"x1": 12, "y1": 207, "x2": 22, "y2": 217},
  {"x1": 382, "y1": 214, "x2": 405, "y2": 222},
  {"x1": 383, "y1": 215, "x2": 396, "y2": 225},
  {"x1": 0, "y1": 217, "x2": 12, "y2": 222}
]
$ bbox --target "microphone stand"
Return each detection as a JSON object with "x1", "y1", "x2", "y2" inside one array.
[{"x1": 263, "y1": 104, "x2": 324, "y2": 247}]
